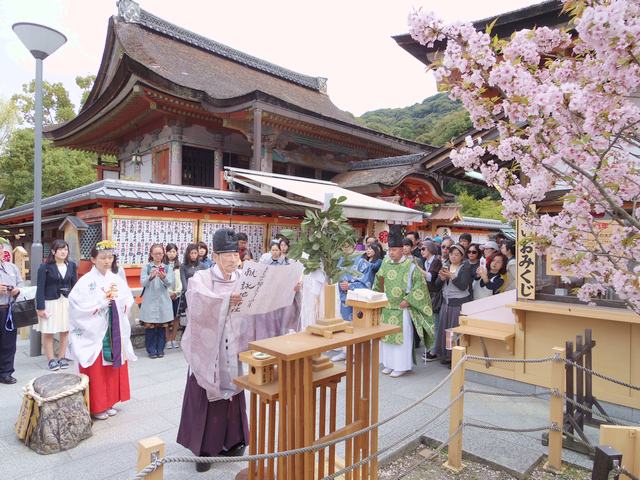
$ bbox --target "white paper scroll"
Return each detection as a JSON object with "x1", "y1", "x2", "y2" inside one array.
[{"x1": 230, "y1": 261, "x2": 303, "y2": 315}]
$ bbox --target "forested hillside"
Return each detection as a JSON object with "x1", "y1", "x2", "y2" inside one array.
[
  {"x1": 356, "y1": 93, "x2": 504, "y2": 220},
  {"x1": 356, "y1": 93, "x2": 472, "y2": 147}
]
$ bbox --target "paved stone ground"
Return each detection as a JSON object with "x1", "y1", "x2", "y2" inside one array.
[{"x1": 1, "y1": 339, "x2": 597, "y2": 480}]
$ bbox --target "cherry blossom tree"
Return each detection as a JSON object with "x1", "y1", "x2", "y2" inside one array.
[{"x1": 408, "y1": 0, "x2": 640, "y2": 312}]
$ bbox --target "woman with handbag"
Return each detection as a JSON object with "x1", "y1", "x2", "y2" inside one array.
[
  {"x1": 164, "y1": 243, "x2": 182, "y2": 349},
  {"x1": 35, "y1": 240, "x2": 77, "y2": 371},
  {"x1": 139, "y1": 244, "x2": 174, "y2": 358},
  {"x1": 0, "y1": 239, "x2": 23, "y2": 385},
  {"x1": 68, "y1": 240, "x2": 136, "y2": 420}
]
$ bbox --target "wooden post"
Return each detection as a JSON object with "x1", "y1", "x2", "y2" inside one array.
[
  {"x1": 545, "y1": 346, "x2": 565, "y2": 473},
  {"x1": 136, "y1": 436, "x2": 165, "y2": 480},
  {"x1": 600, "y1": 425, "x2": 640, "y2": 480},
  {"x1": 444, "y1": 346, "x2": 466, "y2": 472},
  {"x1": 370, "y1": 339, "x2": 380, "y2": 480},
  {"x1": 565, "y1": 341, "x2": 574, "y2": 434},
  {"x1": 324, "y1": 283, "x2": 336, "y2": 319}
]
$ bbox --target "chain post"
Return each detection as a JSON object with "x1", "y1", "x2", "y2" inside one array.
[
  {"x1": 444, "y1": 346, "x2": 466, "y2": 472},
  {"x1": 545, "y1": 347, "x2": 565, "y2": 473},
  {"x1": 591, "y1": 445, "x2": 623, "y2": 480},
  {"x1": 137, "y1": 437, "x2": 165, "y2": 480}
]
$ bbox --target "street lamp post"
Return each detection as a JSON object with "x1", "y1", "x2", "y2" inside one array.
[{"x1": 12, "y1": 23, "x2": 66, "y2": 357}]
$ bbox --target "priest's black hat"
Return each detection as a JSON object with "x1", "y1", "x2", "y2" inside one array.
[
  {"x1": 387, "y1": 224, "x2": 404, "y2": 248},
  {"x1": 212, "y1": 228, "x2": 239, "y2": 253}
]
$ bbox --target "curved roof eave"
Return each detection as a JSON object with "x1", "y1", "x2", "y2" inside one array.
[{"x1": 47, "y1": 53, "x2": 435, "y2": 154}]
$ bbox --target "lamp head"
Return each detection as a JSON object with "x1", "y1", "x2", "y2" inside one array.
[{"x1": 12, "y1": 22, "x2": 66, "y2": 60}]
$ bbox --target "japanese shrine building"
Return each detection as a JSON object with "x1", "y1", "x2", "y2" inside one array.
[{"x1": 0, "y1": 0, "x2": 510, "y2": 281}]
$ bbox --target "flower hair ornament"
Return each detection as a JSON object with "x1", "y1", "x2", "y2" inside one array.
[{"x1": 96, "y1": 240, "x2": 117, "y2": 251}]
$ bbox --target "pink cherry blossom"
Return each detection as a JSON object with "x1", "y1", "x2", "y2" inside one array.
[{"x1": 409, "y1": 0, "x2": 640, "y2": 312}]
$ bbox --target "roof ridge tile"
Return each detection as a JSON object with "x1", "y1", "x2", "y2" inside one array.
[{"x1": 349, "y1": 153, "x2": 426, "y2": 171}]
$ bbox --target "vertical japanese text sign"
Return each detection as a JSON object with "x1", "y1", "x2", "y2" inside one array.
[{"x1": 516, "y1": 220, "x2": 536, "y2": 300}]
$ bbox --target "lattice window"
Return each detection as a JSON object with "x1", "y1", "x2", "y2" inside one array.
[{"x1": 80, "y1": 224, "x2": 102, "y2": 259}]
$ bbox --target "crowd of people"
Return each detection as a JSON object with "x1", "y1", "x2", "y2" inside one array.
[
  {"x1": 336, "y1": 230, "x2": 517, "y2": 371},
  {"x1": 0, "y1": 226, "x2": 516, "y2": 472}
]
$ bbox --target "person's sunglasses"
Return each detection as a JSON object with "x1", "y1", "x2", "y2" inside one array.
[
  {"x1": 468, "y1": 250, "x2": 479, "y2": 254},
  {"x1": 441, "y1": 246, "x2": 450, "y2": 250},
  {"x1": 420, "y1": 247, "x2": 428, "y2": 251}
]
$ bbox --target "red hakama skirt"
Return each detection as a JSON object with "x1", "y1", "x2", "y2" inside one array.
[{"x1": 79, "y1": 355, "x2": 131, "y2": 414}]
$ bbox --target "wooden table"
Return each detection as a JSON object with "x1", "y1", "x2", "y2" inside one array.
[{"x1": 244, "y1": 324, "x2": 399, "y2": 480}]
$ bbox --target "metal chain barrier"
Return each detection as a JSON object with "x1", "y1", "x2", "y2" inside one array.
[
  {"x1": 565, "y1": 359, "x2": 640, "y2": 391},
  {"x1": 465, "y1": 353, "x2": 559, "y2": 364},
  {"x1": 132, "y1": 363, "x2": 466, "y2": 479},
  {"x1": 562, "y1": 431, "x2": 595, "y2": 453},
  {"x1": 131, "y1": 354, "x2": 567, "y2": 479},
  {"x1": 613, "y1": 461, "x2": 640, "y2": 480},
  {"x1": 465, "y1": 388, "x2": 552, "y2": 398},
  {"x1": 321, "y1": 393, "x2": 464, "y2": 480},
  {"x1": 465, "y1": 421, "x2": 561, "y2": 434},
  {"x1": 561, "y1": 393, "x2": 640, "y2": 427}
]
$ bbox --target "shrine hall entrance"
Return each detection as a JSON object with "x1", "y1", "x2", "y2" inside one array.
[{"x1": 182, "y1": 145, "x2": 215, "y2": 187}]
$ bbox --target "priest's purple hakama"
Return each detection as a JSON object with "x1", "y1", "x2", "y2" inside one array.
[
  {"x1": 176, "y1": 375, "x2": 248, "y2": 455},
  {"x1": 177, "y1": 265, "x2": 254, "y2": 455}
]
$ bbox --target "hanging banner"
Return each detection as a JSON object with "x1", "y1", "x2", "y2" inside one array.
[
  {"x1": 230, "y1": 261, "x2": 304, "y2": 315},
  {"x1": 516, "y1": 220, "x2": 536, "y2": 300}
]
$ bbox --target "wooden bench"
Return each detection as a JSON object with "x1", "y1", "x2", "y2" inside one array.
[{"x1": 452, "y1": 317, "x2": 516, "y2": 367}]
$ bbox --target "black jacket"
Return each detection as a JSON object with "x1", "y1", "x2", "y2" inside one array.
[{"x1": 36, "y1": 261, "x2": 78, "y2": 310}]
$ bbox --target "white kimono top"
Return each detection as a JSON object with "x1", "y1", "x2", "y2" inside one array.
[{"x1": 68, "y1": 266, "x2": 136, "y2": 368}]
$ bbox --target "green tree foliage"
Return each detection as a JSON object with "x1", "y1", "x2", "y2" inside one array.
[
  {"x1": 75, "y1": 74, "x2": 96, "y2": 108},
  {"x1": 357, "y1": 93, "x2": 468, "y2": 146},
  {"x1": 0, "y1": 98, "x2": 18, "y2": 153},
  {"x1": 282, "y1": 197, "x2": 356, "y2": 283},
  {"x1": 357, "y1": 93, "x2": 503, "y2": 217},
  {"x1": 455, "y1": 191, "x2": 505, "y2": 221},
  {"x1": 415, "y1": 109, "x2": 472, "y2": 146},
  {"x1": 0, "y1": 129, "x2": 97, "y2": 209},
  {"x1": 11, "y1": 80, "x2": 75, "y2": 126},
  {"x1": 443, "y1": 178, "x2": 501, "y2": 201}
]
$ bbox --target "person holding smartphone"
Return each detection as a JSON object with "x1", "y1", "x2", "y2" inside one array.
[
  {"x1": 139, "y1": 244, "x2": 174, "y2": 358},
  {"x1": 0, "y1": 239, "x2": 23, "y2": 385},
  {"x1": 435, "y1": 243, "x2": 473, "y2": 364}
]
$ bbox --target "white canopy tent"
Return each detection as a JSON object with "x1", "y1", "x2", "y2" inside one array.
[{"x1": 224, "y1": 167, "x2": 423, "y2": 224}]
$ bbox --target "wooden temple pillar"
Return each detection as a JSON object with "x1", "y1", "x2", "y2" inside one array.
[
  {"x1": 169, "y1": 140, "x2": 182, "y2": 185},
  {"x1": 251, "y1": 108, "x2": 262, "y2": 171}
]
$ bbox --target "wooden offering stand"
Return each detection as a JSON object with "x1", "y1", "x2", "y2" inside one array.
[
  {"x1": 236, "y1": 284, "x2": 398, "y2": 480},
  {"x1": 306, "y1": 317, "x2": 354, "y2": 338},
  {"x1": 346, "y1": 298, "x2": 388, "y2": 328}
]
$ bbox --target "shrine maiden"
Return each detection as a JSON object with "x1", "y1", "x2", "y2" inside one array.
[
  {"x1": 68, "y1": 240, "x2": 136, "y2": 420},
  {"x1": 373, "y1": 228, "x2": 433, "y2": 378}
]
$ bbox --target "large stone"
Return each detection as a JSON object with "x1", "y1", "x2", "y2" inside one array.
[{"x1": 27, "y1": 373, "x2": 92, "y2": 455}]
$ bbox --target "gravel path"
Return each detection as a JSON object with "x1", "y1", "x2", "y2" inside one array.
[{"x1": 379, "y1": 445, "x2": 591, "y2": 480}]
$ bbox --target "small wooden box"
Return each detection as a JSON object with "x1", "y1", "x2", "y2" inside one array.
[
  {"x1": 345, "y1": 299, "x2": 388, "y2": 328},
  {"x1": 239, "y1": 350, "x2": 277, "y2": 386}
]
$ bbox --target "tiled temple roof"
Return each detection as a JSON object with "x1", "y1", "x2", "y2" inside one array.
[{"x1": 134, "y1": 7, "x2": 324, "y2": 92}]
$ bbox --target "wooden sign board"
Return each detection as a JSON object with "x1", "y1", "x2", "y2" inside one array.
[{"x1": 516, "y1": 220, "x2": 536, "y2": 300}]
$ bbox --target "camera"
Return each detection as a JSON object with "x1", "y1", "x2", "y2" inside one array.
[{"x1": 4, "y1": 285, "x2": 14, "y2": 292}]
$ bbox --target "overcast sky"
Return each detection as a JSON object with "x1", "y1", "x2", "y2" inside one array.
[{"x1": 0, "y1": 0, "x2": 541, "y2": 116}]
